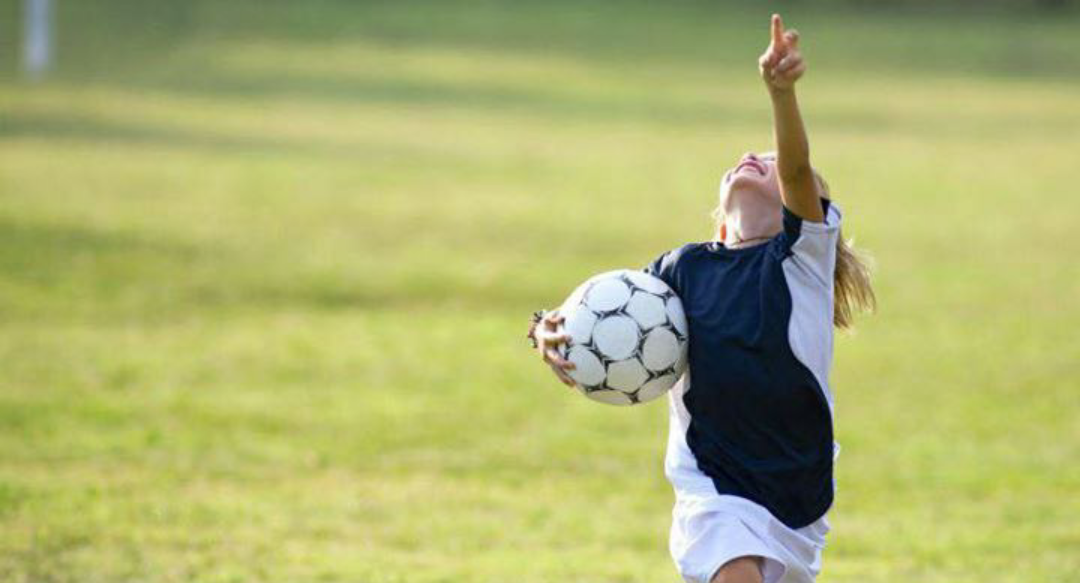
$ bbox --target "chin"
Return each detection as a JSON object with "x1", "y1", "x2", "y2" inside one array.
[
  {"x1": 728, "y1": 173, "x2": 770, "y2": 190},
  {"x1": 723, "y1": 175, "x2": 779, "y2": 204}
]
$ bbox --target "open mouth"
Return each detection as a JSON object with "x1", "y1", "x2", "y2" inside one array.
[{"x1": 734, "y1": 159, "x2": 767, "y2": 176}]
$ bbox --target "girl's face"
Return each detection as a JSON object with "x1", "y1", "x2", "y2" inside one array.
[
  {"x1": 717, "y1": 152, "x2": 784, "y2": 236},
  {"x1": 721, "y1": 152, "x2": 783, "y2": 205}
]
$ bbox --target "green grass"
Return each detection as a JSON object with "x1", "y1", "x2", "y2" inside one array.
[{"x1": 2, "y1": 1, "x2": 1079, "y2": 581}]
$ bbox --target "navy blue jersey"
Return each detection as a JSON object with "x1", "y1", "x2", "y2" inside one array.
[{"x1": 648, "y1": 201, "x2": 841, "y2": 529}]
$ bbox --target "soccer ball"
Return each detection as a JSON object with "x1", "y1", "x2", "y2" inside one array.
[{"x1": 557, "y1": 270, "x2": 688, "y2": 406}]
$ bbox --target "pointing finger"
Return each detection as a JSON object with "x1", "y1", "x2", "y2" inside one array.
[{"x1": 771, "y1": 14, "x2": 785, "y2": 48}]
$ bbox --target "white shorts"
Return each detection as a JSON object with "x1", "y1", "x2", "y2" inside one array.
[{"x1": 670, "y1": 494, "x2": 829, "y2": 583}]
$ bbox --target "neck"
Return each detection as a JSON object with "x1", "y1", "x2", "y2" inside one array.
[
  {"x1": 725, "y1": 234, "x2": 771, "y2": 248},
  {"x1": 721, "y1": 210, "x2": 779, "y2": 248}
]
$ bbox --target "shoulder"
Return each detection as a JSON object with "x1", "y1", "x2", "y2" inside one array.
[
  {"x1": 782, "y1": 200, "x2": 842, "y2": 244},
  {"x1": 665, "y1": 242, "x2": 710, "y2": 264},
  {"x1": 777, "y1": 200, "x2": 843, "y2": 287},
  {"x1": 645, "y1": 243, "x2": 708, "y2": 287},
  {"x1": 648, "y1": 243, "x2": 707, "y2": 271}
]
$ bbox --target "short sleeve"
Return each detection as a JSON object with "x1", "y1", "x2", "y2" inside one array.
[
  {"x1": 779, "y1": 200, "x2": 842, "y2": 289},
  {"x1": 644, "y1": 251, "x2": 675, "y2": 288},
  {"x1": 643, "y1": 244, "x2": 691, "y2": 294}
]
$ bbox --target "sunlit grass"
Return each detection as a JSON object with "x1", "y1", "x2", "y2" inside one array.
[{"x1": 1, "y1": 1, "x2": 1079, "y2": 581}]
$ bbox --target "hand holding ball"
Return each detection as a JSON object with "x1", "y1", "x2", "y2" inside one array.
[{"x1": 556, "y1": 270, "x2": 689, "y2": 406}]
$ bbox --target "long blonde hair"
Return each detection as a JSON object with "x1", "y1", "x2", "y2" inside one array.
[
  {"x1": 713, "y1": 176, "x2": 876, "y2": 329},
  {"x1": 832, "y1": 231, "x2": 876, "y2": 329}
]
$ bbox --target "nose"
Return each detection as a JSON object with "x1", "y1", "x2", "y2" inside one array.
[{"x1": 742, "y1": 152, "x2": 758, "y2": 161}]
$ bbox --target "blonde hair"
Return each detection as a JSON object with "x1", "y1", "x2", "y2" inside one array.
[
  {"x1": 832, "y1": 231, "x2": 876, "y2": 329},
  {"x1": 714, "y1": 175, "x2": 876, "y2": 329}
]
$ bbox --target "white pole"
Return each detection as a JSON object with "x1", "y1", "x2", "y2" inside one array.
[{"x1": 23, "y1": 0, "x2": 52, "y2": 80}]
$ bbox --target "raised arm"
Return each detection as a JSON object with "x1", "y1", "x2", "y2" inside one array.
[{"x1": 759, "y1": 14, "x2": 825, "y2": 222}]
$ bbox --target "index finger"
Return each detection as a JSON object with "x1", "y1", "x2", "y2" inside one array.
[
  {"x1": 771, "y1": 14, "x2": 785, "y2": 48},
  {"x1": 543, "y1": 347, "x2": 575, "y2": 370}
]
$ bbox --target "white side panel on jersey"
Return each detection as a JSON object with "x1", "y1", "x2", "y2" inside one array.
[
  {"x1": 782, "y1": 261, "x2": 836, "y2": 408},
  {"x1": 787, "y1": 204, "x2": 842, "y2": 289},
  {"x1": 782, "y1": 203, "x2": 842, "y2": 409},
  {"x1": 664, "y1": 374, "x2": 717, "y2": 497}
]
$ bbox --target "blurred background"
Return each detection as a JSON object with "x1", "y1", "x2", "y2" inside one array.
[{"x1": 1, "y1": 1, "x2": 1078, "y2": 581}]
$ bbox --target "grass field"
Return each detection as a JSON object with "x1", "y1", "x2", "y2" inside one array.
[{"x1": 1, "y1": 1, "x2": 1079, "y2": 581}]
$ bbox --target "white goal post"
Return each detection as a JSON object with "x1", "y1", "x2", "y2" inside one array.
[{"x1": 23, "y1": 0, "x2": 52, "y2": 80}]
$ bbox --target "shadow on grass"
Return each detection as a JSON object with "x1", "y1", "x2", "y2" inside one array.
[
  {"x1": 0, "y1": 217, "x2": 201, "y2": 293},
  {"x1": 0, "y1": 110, "x2": 478, "y2": 165},
  {"x1": 142, "y1": 72, "x2": 748, "y2": 127},
  {"x1": 0, "y1": 217, "x2": 542, "y2": 320},
  {"x1": 156, "y1": 68, "x2": 1078, "y2": 139},
  {"x1": 7, "y1": 71, "x2": 1076, "y2": 151},
  {"x1": 16, "y1": 0, "x2": 1078, "y2": 86}
]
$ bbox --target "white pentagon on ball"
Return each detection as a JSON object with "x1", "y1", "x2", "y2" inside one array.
[
  {"x1": 555, "y1": 269, "x2": 689, "y2": 406},
  {"x1": 637, "y1": 374, "x2": 678, "y2": 403},
  {"x1": 666, "y1": 296, "x2": 688, "y2": 337},
  {"x1": 592, "y1": 315, "x2": 639, "y2": 361},
  {"x1": 606, "y1": 358, "x2": 649, "y2": 393},
  {"x1": 566, "y1": 346, "x2": 605, "y2": 387},
  {"x1": 584, "y1": 277, "x2": 632, "y2": 312},
  {"x1": 625, "y1": 269, "x2": 671, "y2": 295},
  {"x1": 625, "y1": 291, "x2": 667, "y2": 329},
  {"x1": 641, "y1": 327, "x2": 680, "y2": 372},
  {"x1": 562, "y1": 307, "x2": 597, "y2": 345}
]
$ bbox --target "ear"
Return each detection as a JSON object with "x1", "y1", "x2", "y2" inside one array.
[{"x1": 718, "y1": 222, "x2": 727, "y2": 241}]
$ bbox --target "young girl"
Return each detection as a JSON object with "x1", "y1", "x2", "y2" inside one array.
[{"x1": 529, "y1": 15, "x2": 875, "y2": 583}]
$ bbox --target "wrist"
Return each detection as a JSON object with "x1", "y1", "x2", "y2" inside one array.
[{"x1": 767, "y1": 85, "x2": 796, "y2": 100}]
